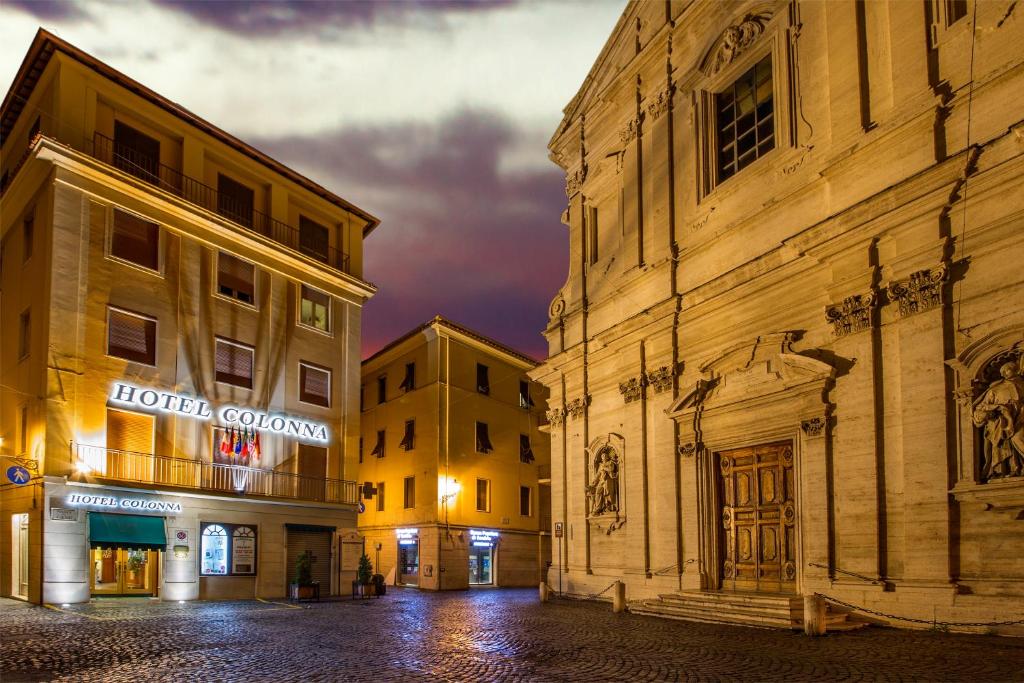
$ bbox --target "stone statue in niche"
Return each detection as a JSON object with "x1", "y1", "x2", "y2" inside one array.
[
  {"x1": 587, "y1": 446, "x2": 620, "y2": 517},
  {"x1": 972, "y1": 359, "x2": 1024, "y2": 480}
]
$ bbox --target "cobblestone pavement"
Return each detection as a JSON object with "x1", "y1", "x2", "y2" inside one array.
[{"x1": 1, "y1": 589, "x2": 1021, "y2": 682}]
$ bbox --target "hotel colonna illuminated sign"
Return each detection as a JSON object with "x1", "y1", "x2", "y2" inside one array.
[{"x1": 109, "y1": 383, "x2": 330, "y2": 444}]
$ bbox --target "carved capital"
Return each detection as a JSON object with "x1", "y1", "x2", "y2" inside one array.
[
  {"x1": 619, "y1": 113, "x2": 643, "y2": 144},
  {"x1": 546, "y1": 408, "x2": 565, "y2": 427},
  {"x1": 565, "y1": 164, "x2": 587, "y2": 198},
  {"x1": 825, "y1": 291, "x2": 877, "y2": 338},
  {"x1": 801, "y1": 416, "x2": 826, "y2": 437},
  {"x1": 618, "y1": 377, "x2": 644, "y2": 404},
  {"x1": 886, "y1": 265, "x2": 948, "y2": 318},
  {"x1": 645, "y1": 365, "x2": 678, "y2": 394},
  {"x1": 646, "y1": 86, "x2": 674, "y2": 122},
  {"x1": 679, "y1": 442, "x2": 697, "y2": 458},
  {"x1": 566, "y1": 395, "x2": 591, "y2": 420}
]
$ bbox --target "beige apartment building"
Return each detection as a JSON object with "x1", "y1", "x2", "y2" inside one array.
[
  {"x1": 0, "y1": 30, "x2": 377, "y2": 603},
  {"x1": 531, "y1": 0, "x2": 1024, "y2": 632},
  {"x1": 358, "y1": 317, "x2": 550, "y2": 590}
]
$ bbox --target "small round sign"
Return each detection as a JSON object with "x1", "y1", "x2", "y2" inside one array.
[
  {"x1": 357, "y1": 501, "x2": 366, "y2": 514},
  {"x1": 6, "y1": 466, "x2": 30, "y2": 486}
]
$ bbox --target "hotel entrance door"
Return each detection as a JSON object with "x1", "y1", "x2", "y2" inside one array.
[{"x1": 90, "y1": 548, "x2": 159, "y2": 595}]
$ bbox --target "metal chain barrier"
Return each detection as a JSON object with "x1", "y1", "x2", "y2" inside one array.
[
  {"x1": 816, "y1": 593, "x2": 1024, "y2": 628},
  {"x1": 556, "y1": 581, "x2": 619, "y2": 601}
]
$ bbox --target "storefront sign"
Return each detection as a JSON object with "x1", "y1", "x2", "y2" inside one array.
[
  {"x1": 232, "y1": 535, "x2": 256, "y2": 573},
  {"x1": 65, "y1": 493, "x2": 183, "y2": 514},
  {"x1": 396, "y1": 528, "x2": 419, "y2": 546},
  {"x1": 50, "y1": 507, "x2": 78, "y2": 522},
  {"x1": 469, "y1": 529, "x2": 499, "y2": 547},
  {"x1": 109, "y1": 383, "x2": 330, "y2": 444}
]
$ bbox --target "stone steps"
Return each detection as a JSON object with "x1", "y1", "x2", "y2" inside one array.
[{"x1": 629, "y1": 591, "x2": 870, "y2": 632}]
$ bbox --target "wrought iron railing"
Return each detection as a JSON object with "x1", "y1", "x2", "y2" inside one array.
[
  {"x1": 87, "y1": 132, "x2": 350, "y2": 274},
  {"x1": 73, "y1": 443, "x2": 358, "y2": 505}
]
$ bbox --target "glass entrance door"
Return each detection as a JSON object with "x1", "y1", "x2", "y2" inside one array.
[
  {"x1": 397, "y1": 542, "x2": 419, "y2": 586},
  {"x1": 91, "y1": 548, "x2": 159, "y2": 595},
  {"x1": 468, "y1": 546, "x2": 493, "y2": 585}
]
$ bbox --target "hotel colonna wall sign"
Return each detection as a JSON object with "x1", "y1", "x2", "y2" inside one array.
[
  {"x1": 61, "y1": 492, "x2": 183, "y2": 514},
  {"x1": 109, "y1": 383, "x2": 330, "y2": 444}
]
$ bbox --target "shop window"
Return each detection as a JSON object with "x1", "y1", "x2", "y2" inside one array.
[
  {"x1": 476, "y1": 478, "x2": 491, "y2": 512},
  {"x1": 111, "y1": 209, "x2": 159, "y2": 271},
  {"x1": 520, "y1": 486, "x2": 532, "y2": 517},
  {"x1": 216, "y1": 173, "x2": 255, "y2": 228},
  {"x1": 18, "y1": 308, "x2": 30, "y2": 359},
  {"x1": 217, "y1": 252, "x2": 255, "y2": 305},
  {"x1": 299, "y1": 285, "x2": 331, "y2": 332},
  {"x1": 716, "y1": 54, "x2": 774, "y2": 185},
  {"x1": 520, "y1": 434, "x2": 534, "y2": 464},
  {"x1": 519, "y1": 380, "x2": 534, "y2": 409},
  {"x1": 400, "y1": 362, "x2": 415, "y2": 392},
  {"x1": 215, "y1": 338, "x2": 254, "y2": 389},
  {"x1": 378, "y1": 375, "x2": 387, "y2": 404},
  {"x1": 376, "y1": 481, "x2": 385, "y2": 511},
  {"x1": 299, "y1": 215, "x2": 329, "y2": 263},
  {"x1": 22, "y1": 213, "x2": 33, "y2": 262},
  {"x1": 201, "y1": 522, "x2": 258, "y2": 576},
  {"x1": 107, "y1": 307, "x2": 157, "y2": 366},
  {"x1": 371, "y1": 430, "x2": 385, "y2": 458},
  {"x1": 400, "y1": 420, "x2": 415, "y2": 451},
  {"x1": 299, "y1": 362, "x2": 331, "y2": 407},
  {"x1": 476, "y1": 422, "x2": 493, "y2": 454},
  {"x1": 476, "y1": 363, "x2": 490, "y2": 395},
  {"x1": 404, "y1": 476, "x2": 415, "y2": 509}
]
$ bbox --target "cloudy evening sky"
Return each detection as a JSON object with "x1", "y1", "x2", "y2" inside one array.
[{"x1": 0, "y1": 0, "x2": 624, "y2": 359}]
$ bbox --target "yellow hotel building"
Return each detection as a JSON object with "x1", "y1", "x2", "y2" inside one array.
[
  {"x1": 359, "y1": 317, "x2": 551, "y2": 590},
  {"x1": 0, "y1": 30, "x2": 377, "y2": 603}
]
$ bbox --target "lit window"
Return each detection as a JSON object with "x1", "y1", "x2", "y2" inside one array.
[
  {"x1": 400, "y1": 420, "x2": 415, "y2": 451},
  {"x1": 476, "y1": 479, "x2": 491, "y2": 512},
  {"x1": 476, "y1": 422, "x2": 493, "y2": 454},
  {"x1": 107, "y1": 307, "x2": 157, "y2": 366},
  {"x1": 716, "y1": 54, "x2": 774, "y2": 184},
  {"x1": 299, "y1": 285, "x2": 330, "y2": 332},
  {"x1": 217, "y1": 252, "x2": 255, "y2": 305},
  {"x1": 201, "y1": 523, "x2": 258, "y2": 577},
  {"x1": 215, "y1": 338, "x2": 254, "y2": 389},
  {"x1": 200, "y1": 524, "x2": 228, "y2": 576},
  {"x1": 111, "y1": 209, "x2": 159, "y2": 271},
  {"x1": 299, "y1": 362, "x2": 331, "y2": 407}
]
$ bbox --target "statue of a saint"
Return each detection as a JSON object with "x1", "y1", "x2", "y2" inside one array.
[
  {"x1": 587, "y1": 448, "x2": 619, "y2": 516},
  {"x1": 972, "y1": 360, "x2": 1024, "y2": 479}
]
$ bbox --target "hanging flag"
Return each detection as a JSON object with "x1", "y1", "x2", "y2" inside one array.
[
  {"x1": 219, "y1": 428, "x2": 230, "y2": 455},
  {"x1": 233, "y1": 426, "x2": 242, "y2": 457},
  {"x1": 240, "y1": 426, "x2": 250, "y2": 459},
  {"x1": 252, "y1": 430, "x2": 261, "y2": 461}
]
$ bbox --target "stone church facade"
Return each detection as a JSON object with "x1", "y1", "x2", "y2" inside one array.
[{"x1": 531, "y1": 0, "x2": 1024, "y2": 631}]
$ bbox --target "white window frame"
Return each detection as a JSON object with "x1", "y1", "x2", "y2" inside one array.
[
  {"x1": 213, "y1": 251, "x2": 258, "y2": 310},
  {"x1": 106, "y1": 206, "x2": 163, "y2": 277},
  {"x1": 297, "y1": 284, "x2": 333, "y2": 336},
  {"x1": 105, "y1": 305, "x2": 158, "y2": 368}
]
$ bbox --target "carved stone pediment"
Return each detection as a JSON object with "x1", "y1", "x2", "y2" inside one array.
[{"x1": 699, "y1": 9, "x2": 774, "y2": 77}]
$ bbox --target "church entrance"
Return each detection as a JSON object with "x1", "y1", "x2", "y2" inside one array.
[{"x1": 718, "y1": 441, "x2": 797, "y2": 593}]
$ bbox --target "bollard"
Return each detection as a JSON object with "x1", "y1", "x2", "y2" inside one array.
[
  {"x1": 803, "y1": 594, "x2": 826, "y2": 636},
  {"x1": 539, "y1": 582, "x2": 549, "y2": 603},
  {"x1": 612, "y1": 580, "x2": 626, "y2": 613}
]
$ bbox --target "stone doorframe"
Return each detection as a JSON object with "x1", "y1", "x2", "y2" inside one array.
[{"x1": 667, "y1": 332, "x2": 835, "y2": 594}]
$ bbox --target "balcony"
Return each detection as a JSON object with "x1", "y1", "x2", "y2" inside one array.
[
  {"x1": 73, "y1": 444, "x2": 358, "y2": 506},
  {"x1": 86, "y1": 132, "x2": 351, "y2": 274}
]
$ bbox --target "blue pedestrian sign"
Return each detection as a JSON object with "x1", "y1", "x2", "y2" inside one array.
[
  {"x1": 357, "y1": 501, "x2": 366, "y2": 514},
  {"x1": 6, "y1": 466, "x2": 30, "y2": 485}
]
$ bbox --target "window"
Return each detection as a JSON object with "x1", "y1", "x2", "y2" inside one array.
[
  {"x1": 200, "y1": 522, "x2": 258, "y2": 576},
  {"x1": 377, "y1": 376, "x2": 387, "y2": 404},
  {"x1": 360, "y1": 385, "x2": 365, "y2": 411},
  {"x1": 400, "y1": 420, "x2": 415, "y2": 451},
  {"x1": 107, "y1": 307, "x2": 157, "y2": 365},
  {"x1": 376, "y1": 482, "x2": 385, "y2": 511},
  {"x1": 217, "y1": 252, "x2": 255, "y2": 304},
  {"x1": 216, "y1": 173, "x2": 254, "y2": 227},
  {"x1": 299, "y1": 215, "x2": 329, "y2": 263},
  {"x1": 20, "y1": 405, "x2": 29, "y2": 455},
  {"x1": 476, "y1": 422, "x2": 493, "y2": 454},
  {"x1": 215, "y1": 338, "x2": 254, "y2": 389},
  {"x1": 107, "y1": 408, "x2": 155, "y2": 454},
  {"x1": 520, "y1": 434, "x2": 534, "y2": 464},
  {"x1": 111, "y1": 209, "x2": 159, "y2": 271},
  {"x1": 371, "y1": 430, "x2": 385, "y2": 458},
  {"x1": 358, "y1": 438, "x2": 363, "y2": 464},
  {"x1": 28, "y1": 116, "x2": 39, "y2": 142},
  {"x1": 400, "y1": 362, "x2": 415, "y2": 392},
  {"x1": 945, "y1": 0, "x2": 968, "y2": 25},
  {"x1": 476, "y1": 478, "x2": 491, "y2": 512},
  {"x1": 404, "y1": 476, "x2": 415, "y2": 509},
  {"x1": 299, "y1": 285, "x2": 330, "y2": 332},
  {"x1": 716, "y1": 54, "x2": 774, "y2": 185},
  {"x1": 520, "y1": 486, "x2": 532, "y2": 517},
  {"x1": 18, "y1": 308, "x2": 30, "y2": 359},
  {"x1": 519, "y1": 380, "x2": 534, "y2": 409},
  {"x1": 113, "y1": 121, "x2": 160, "y2": 182},
  {"x1": 476, "y1": 363, "x2": 490, "y2": 395},
  {"x1": 586, "y1": 206, "x2": 598, "y2": 265},
  {"x1": 22, "y1": 213, "x2": 33, "y2": 262},
  {"x1": 299, "y1": 362, "x2": 331, "y2": 407}
]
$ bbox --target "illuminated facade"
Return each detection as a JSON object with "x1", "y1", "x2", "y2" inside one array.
[
  {"x1": 0, "y1": 30, "x2": 377, "y2": 603},
  {"x1": 532, "y1": 0, "x2": 1024, "y2": 632},
  {"x1": 358, "y1": 317, "x2": 550, "y2": 590}
]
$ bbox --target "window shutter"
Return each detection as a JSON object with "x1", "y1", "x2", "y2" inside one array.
[
  {"x1": 112, "y1": 210, "x2": 159, "y2": 270},
  {"x1": 520, "y1": 486, "x2": 531, "y2": 516},
  {"x1": 215, "y1": 339, "x2": 253, "y2": 388},
  {"x1": 372, "y1": 430, "x2": 385, "y2": 458},
  {"x1": 519, "y1": 380, "x2": 534, "y2": 408},
  {"x1": 476, "y1": 364, "x2": 490, "y2": 395},
  {"x1": 108, "y1": 308, "x2": 156, "y2": 365},
  {"x1": 107, "y1": 408, "x2": 154, "y2": 454},
  {"x1": 300, "y1": 363, "x2": 330, "y2": 407},
  {"x1": 400, "y1": 362, "x2": 415, "y2": 392},
  {"x1": 400, "y1": 420, "x2": 415, "y2": 451},
  {"x1": 476, "y1": 422, "x2": 493, "y2": 453},
  {"x1": 520, "y1": 434, "x2": 534, "y2": 463},
  {"x1": 217, "y1": 253, "x2": 255, "y2": 303}
]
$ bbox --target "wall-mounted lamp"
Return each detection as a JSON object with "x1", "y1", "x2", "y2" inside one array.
[{"x1": 439, "y1": 476, "x2": 460, "y2": 503}]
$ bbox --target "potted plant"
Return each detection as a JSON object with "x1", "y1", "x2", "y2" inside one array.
[
  {"x1": 352, "y1": 553, "x2": 374, "y2": 598},
  {"x1": 289, "y1": 551, "x2": 318, "y2": 601}
]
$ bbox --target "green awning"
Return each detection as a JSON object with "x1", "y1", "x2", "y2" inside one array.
[{"x1": 89, "y1": 512, "x2": 167, "y2": 551}]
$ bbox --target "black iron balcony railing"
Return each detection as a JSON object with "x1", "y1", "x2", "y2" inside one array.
[
  {"x1": 87, "y1": 132, "x2": 350, "y2": 274},
  {"x1": 73, "y1": 443, "x2": 358, "y2": 506}
]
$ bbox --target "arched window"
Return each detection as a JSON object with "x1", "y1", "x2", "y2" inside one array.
[{"x1": 200, "y1": 524, "x2": 228, "y2": 576}]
